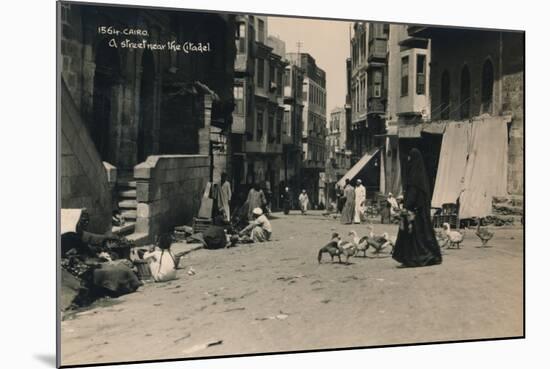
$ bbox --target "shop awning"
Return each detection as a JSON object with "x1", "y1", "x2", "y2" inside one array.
[{"x1": 336, "y1": 148, "x2": 379, "y2": 188}]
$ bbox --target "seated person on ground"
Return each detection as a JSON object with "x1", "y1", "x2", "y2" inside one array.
[
  {"x1": 239, "y1": 207, "x2": 272, "y2": 243},
  {"x1": 143, "y1": 233, "x2": 178, "y2": 282},
  {"x1": 203, "y1": 215, "x2": 237, "y2": 249}
]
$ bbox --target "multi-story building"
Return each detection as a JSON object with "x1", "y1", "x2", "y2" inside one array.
[
  {"x1": 282, "y1": 62, "x2": 305, "y2": 199},
  {"x1": 325, "y1": 107, "x2": 351, "y2": 205},
  {"x1": 403, "y1": 26, "x2": 524, "y2": 220},
  {"x1": 381, "y1": 24, "x2": 431, "y2": 196},
  {"x1": 231, "y1": 16, "x2": 288, "y2": 207},
  {"x1": 59, "y1": 3, "x2": 236, "y2": 242},
  {"x1": 343, "y1": 22, "x2": 389, "y2": 194},
  {"x1": 287, "y1": 52, "x2": 327, "y2": 207}
]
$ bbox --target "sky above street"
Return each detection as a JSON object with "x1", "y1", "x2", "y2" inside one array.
[{"x1": 268, "y1": 16, "x2": 351, "y2": 118}]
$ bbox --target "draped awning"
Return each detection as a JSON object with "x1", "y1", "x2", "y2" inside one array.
[
  {"x1": 430, "y1": 116, "x2": 510, "y2": 218},
  {"x1": 336, "y1": 148, "x2": 380, "y2": 188}
]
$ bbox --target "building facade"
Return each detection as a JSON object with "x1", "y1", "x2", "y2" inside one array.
[
  {"x1": 382, "y1": 24, "x2": 432, "y2": 195},
  {"x1": 287, "y1": 53, "x2": 327, "y2": 207},
  {"x1": 231, "y1": 16, "x2": 288, "y2": 208},
  {"x1": 347, "y1": 22, "x2": 389, "y2": 193},
  {"x1": 282, "y1": 62, "x2": 305, "y2": 200},
  {"x1": 59, "y1": 3, "x2": 236, "y2": 241},
  {"x1": 325, "y1": 107, "x2": 351, "y2": 205},
  {"x1": 406, "y1": 26, "x2": 524, "y2": 197}
]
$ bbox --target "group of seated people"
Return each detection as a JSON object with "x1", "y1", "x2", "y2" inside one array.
[{"x1": 61, "y1": 204, "x2": 274, "y2": 308}]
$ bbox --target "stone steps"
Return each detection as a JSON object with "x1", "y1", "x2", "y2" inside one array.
[
  {"x1": 117, "y1": 180, "x2": 137, "y2": 189},
  {"x1": 114, "y1": 177, "x2": 149, "y2": 245},
  {"x1": 118, "y1": 199, "x2": 137, "y2": 209},
  {"x1": 121, "y1": 210, "x2": 137, "y2": 221},
  {"x1": 118, "y1": 189, "x2": 137, "y2": 198}
]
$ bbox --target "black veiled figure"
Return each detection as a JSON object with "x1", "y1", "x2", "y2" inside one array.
[{"x1": 392, "y1": 148, "x2": 442, "y2": 267}]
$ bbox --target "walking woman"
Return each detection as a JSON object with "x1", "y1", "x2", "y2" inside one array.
[
  {"x1": 340, "y1": 179, "x2": 355, "y2": 224},
  {"x1": 392, "y1": 148, "x2": 442, "y2": 267}
]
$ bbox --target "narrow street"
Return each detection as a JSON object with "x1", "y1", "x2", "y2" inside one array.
[{"x1": 60, "y1": 211, "x2": 523, "y2": 366}]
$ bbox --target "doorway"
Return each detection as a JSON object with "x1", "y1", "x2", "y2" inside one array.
[
  {"x1": 92, "y1": 41, "x2": 121, "y2": 163},
  {"x1": 138, "y1": 50, "x2": 155, "y2": 163}
]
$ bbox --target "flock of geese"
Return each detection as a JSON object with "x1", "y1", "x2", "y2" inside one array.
[{"x1": 318, "y1": 218, "x2": 495, "y2": 264}]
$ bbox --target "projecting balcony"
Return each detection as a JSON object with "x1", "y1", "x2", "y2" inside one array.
[
  {"x1": 367, "y1": 97, "x2": 386, "y2": 116},
  {"x1": 368, "y1": 39, "x2": 388, "y2": 62}
]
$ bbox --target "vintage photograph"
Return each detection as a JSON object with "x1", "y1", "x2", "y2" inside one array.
[{"x1": 58, "y1": 1, "x2": 524, "y2": 366}]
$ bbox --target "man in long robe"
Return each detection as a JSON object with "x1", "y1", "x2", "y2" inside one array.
[
  {"x1": 217, "y1": 173, "x2": 232, "y2": 222},
  {"x1": 340, "y1": 179, "x2": 355, "y2": 224},
  {"x1": 354, "y1": 179, "x2": 366, "y2": 224}
]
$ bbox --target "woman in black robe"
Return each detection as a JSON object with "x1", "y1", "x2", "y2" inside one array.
[{"x1": 392, "y1": 148, "x2": 442, "y2": 267}]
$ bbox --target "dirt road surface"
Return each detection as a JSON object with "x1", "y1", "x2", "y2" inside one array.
[{"x1": 60, "y1": 211, "x2": 524, "y2": 366}]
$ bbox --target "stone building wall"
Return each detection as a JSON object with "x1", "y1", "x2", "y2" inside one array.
[
  {"x1": 61, "y1": 80, "x2": 112, "y2": 233},
  {"x1": 134, "y1": 155, "x2": 210, "y2": 240}
]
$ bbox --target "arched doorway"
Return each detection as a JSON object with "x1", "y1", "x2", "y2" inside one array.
[
  {"x1": 481, "y1": 59, "x2": 494, "y2": 114},
  {"x1": 460, "y1": 65, "x2": 471, "y2": 120},
  {"x1": 440, "y1": 70, "x2": 450, "y2": 120},
  {"x1": 92, "y1": 41, "x2": 121, "y2": 163},
  {"x1": 138, "y1": 49, "x2": 155, "y2": 163}
]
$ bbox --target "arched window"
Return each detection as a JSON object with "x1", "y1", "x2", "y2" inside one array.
[
  {"x1": 460, "y1": 65, "x2": 471, "y2": 120},
  {"x1": 440, "y1": 70, "x2": 450, "y2": 120},
  {"x1": 481, "y1": 59, "x2": 494, "y2": 114}
]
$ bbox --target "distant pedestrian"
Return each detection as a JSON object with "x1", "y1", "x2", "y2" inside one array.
[
  {"x1": 281, "y1": 186, "x2": 292, "y2": 215},
  {"x1": 216, "y1": 172, "x2": 232, "y2": 222},
  {"x1": 298, "y1": 189, "x2": 309, "y2": 215},
  {"x1": 354, "y1": 179, "x2": 366, "y2": 224},
  {"x1": 340, "y1": 179, "x2": 355, "y2": 224},
  {"x1": 336, "y1": 184, "x2": 345, "y2": 213}
]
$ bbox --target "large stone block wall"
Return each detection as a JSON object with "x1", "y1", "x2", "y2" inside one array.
[
  {"x1": 502, "y1": 71, "x2": 524, "y2": 195},
  {"x1": 134, "y1": 155, "x2": 210, "y2": 239},
  {"x1": 61, "y1": 80, "x2": 112, "y2": 233}
]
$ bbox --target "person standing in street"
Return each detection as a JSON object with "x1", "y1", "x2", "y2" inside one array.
[
  {"x1": 216, "y1": 172, "x2": 232, "y2": 223},
  {"x1": 281, "y1": 186, "x2": 292, "y2": 215},
  {"x1": 340, "y1": 179, "x2": 355, "y2": 224},
  {"x1": 354, "y1": 179, "x2": 366, "y2": 224},
  {"x1": 246, "y1": 183, "x2": 267, "y2": 220},
  {"x1": 392, "y1": 148, "x2": 442, "y2": 267},
  {"x1": 298, "y1": 189, "x2": 309, "y2": 215}
]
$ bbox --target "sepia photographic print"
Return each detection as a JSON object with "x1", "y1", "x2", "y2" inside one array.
[{"x1": 57, "y1": 1, "x2": 524, "y2": 367}]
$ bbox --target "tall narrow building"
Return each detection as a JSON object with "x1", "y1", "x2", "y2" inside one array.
[
  {"x1": 231, "y1": 16, "x2": 288, "y2": 208},
  {"x1": 286, "y1": 53, "x2": 327, "y2": 207}
]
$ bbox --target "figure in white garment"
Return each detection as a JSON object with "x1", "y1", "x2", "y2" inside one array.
[
  {"x1": 217, "y1": 172, "x2": 232, "y2": 222},
  {"x1": 354, "y1": 179, "x2": 366, "y2": 224}
]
